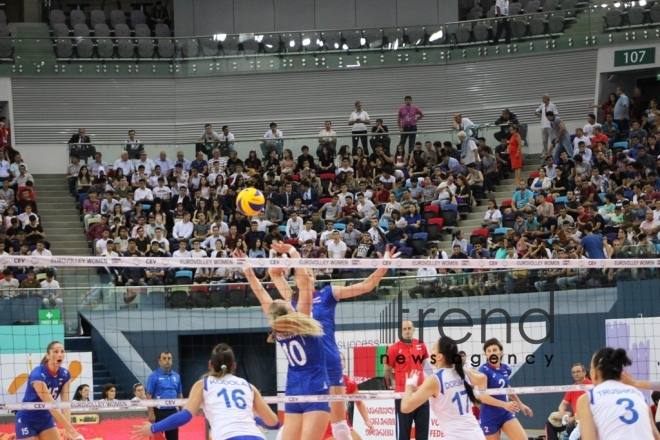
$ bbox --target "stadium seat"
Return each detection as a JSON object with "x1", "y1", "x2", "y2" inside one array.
[
  {"x1": 53, "y1": 23, "x2": 69, "y2": 37},
  {"x1": 605, "y1": 10, "x2": 623, "y2": 28},
  {"x1": 322, "y1": 31, "x2": 342, "y2": 50},
  {"x1": 199, "y1": 37, "x2": 219, "y2": 57},
  {"x1": 627, "y1": 6, "x2": 646, "y2": 25},
  {"x1": 134, "y1": 24, "x2": 151, "y2": 37},
  {"x1": 220, "y1": 35, "x2": 239, "y2": 55},
  {"x1": 55, "y1": 38, "x2": 74, "y2": 58},
  {"x1": 228, "y1": 285, "x2": 247, "y2": 307},
  {"x1": 242, "y1": 37, "x2": 260, "y2": 54},
  {"x1": 114, "y1": 23, "x2": 131, "y2": 37},
  {"x1": 343, "y1": 30, "x2": 364, "y2": 50},
  {"x1": 70, "y1": 10, "x2": 87, "y2": 28},
  {"x1": 510, "y1": 2, "x2": 523, "y2": 14},
  {"x1": 426, "y1": 218, "x2": 444, "y2": 241},
  {"x1": 501, "y1": 199, "x2": 512, "y2": 207},
  {"x1": 440, "y1": 205, "x2": 458, "y2": 228},
  {"x1": 279, "y1": 225, "x2": 287, "y2": 234},
  {"x1": 175, "y1": 270, "x2": 193, "y2": 283},
  {"x1": 502, "y1": 218, "x2": 516, "y2": 229},
  {"x1": 94, "y1": 23, "x2": 111, "y2": 37},
  {"x1": 453, "y1": 25, "x2": 471, "y2": 44},
  {"x1": 155, "y1": 23, "x2": 172, "y2": 37},
  {"x1": 117, "y1": 40, "x2": 135, "y2": 58},
  {"x1": 511, "y1": 18, "x2": 528, "y2": 38},
  {"x1": 110, "y1": 10, "x2": 127, "y2": 28},
  {"x1": 548, "y1": 13, "x2": 565, "y2": 33},
  {"x1": 137, "y1": 38, "x2": 155, "y2": 58},
  {"x1": 130, "y1": 10, "x2": 147, "y2": 28},
  {"x1": 471, "y1": 228, "x2": 489, "y2": 245},
  {"x1": 0, "y1": 9, "x2": 7, "y2": 25},
  {"x1": 76, "y1": 37, "x2": 94, "y2": 58},
  {"x1": 524, "y1": 1, "x2": 540, "y2": 13},
  {"x1": 405, "y1": 27, "x2": 426, "y2": 46},
  {"x1": 182, "y1": 39, "x2": 199, "y2": 58},
  {"x1": 473, "y1": 22, "x2": 491, "y2": 41},
  {"x1": 245, "y1": 288, "x2": 261, "y2": 307},
  {"x1": 157, "y1": 39, "x2": 175, "y2": 58},
  {"x1": 209, "y1": 285, "x2": 228, "y2": 307},
  {"x1": 364, "y1": 29, "x2": 383, "y2": 48},
  {"x1": 319, "y1": 197, "x2": 332, "y2": 205},
  {"x1": 168, "y1": 290, "x2": 189, "y2": 308},
  {"x1": 423, "y1": 205, "x2": 440, "y2": 222},
  {"x1": 0, "y1": 37, "x2": 12, "y2": 58},
  {"x1": 190, "y1": 286, "x2": 209, "y2": 308},
  {"x1": 300, "y1": 31, "x2": 323, "y2": 51},
  {"x1": 650, "y1": 4, "x2": 660, "y2": 22},
  {"x1": 96, "y1": 37, "x2": 114, "y2": 57},
  {"x1": 282, "y1": 33, "x2": 301, "y2": 52},
  {"x1": 50, "y1": 9, "x2": 66, "y2": 27},
  {"x1": 334, "y1": 223, "x2": 346, "y2": 231},
  {"x1": 398, "y1": 247, "x2": 413, "y2": 258},
  {"x1": 384, "y1": 28, "x2": 404, "y2": 48},
  {"x1": 411, "y1": 233, "x2": 428, "y2": 256},
  {"x1": 262, "y1": 34, "x2": 282, "y2": 53},
  {"x1": 90, "y1": 10, "x2": 106, "y2": 28}
]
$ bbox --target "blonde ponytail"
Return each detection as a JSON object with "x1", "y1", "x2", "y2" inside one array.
[{"x1": 268, "y1": 312, "x2": 324, "y2": 343}]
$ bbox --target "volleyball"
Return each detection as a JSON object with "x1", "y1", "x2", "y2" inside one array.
[{"x1": 236, "y1": 188, "x2": 266, "y2": 216}]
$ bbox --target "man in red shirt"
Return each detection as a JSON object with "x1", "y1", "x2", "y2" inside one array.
[
  {"x1": 545, "y1": 363, "x2": 593, "y2": 440},
  {"x1": 384, "y1": 320, "x2": 430, "y2": 440}
]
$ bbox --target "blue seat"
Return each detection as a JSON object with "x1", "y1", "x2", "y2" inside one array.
[
  {"x1": 379, "y1": 220, "x2": 389, "y2": 229},
  {"x1": 334, "y1": 223, "x2": 346, "y2": 230},
  {"x1": 466, "y1": 243, "x2": 473, "y2": 255},
  {"x1": 554, "y1": 196, "x2": 568, "y2": 203},
  {"x1": 410, "y1": 232, "x2": 428, "y2": 256},
  {"x1": 599, "y1": 193, "x2": 606, "y2": 203},
  {"x1": 279, "y1": 225, "x2": 287, "y2": 234},
  {"x1": 494, "y1": 227, "x2": 510, "y2": 234},
  {"x1": 398, "y1": 247, "x2": 413, "y2": 258},
  {"x1": 175, "y1": 270, "x2": 193, "y2": 280},
  {"x1": 613, "y1": 141, "x2": 628, "y2": 150}
]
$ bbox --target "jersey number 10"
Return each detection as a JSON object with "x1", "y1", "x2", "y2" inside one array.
[
  {"x1": 281, "y1": 340, "x2": 308, "y2": 367},
  {"x1": 452, "y1": 390, "x2": 471, "y2": 416},
  {"x1": 217, "y1": 388, "x2": 247, "y2": 409}
]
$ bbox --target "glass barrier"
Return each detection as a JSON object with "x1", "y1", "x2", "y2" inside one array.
[{"x1": 66, "y1": 125, "x2": 504, "y2": 164}]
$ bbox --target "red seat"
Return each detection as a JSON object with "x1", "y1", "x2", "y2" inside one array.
[
  {"x1": 291, "y1": 174, "x2": 300, "y2": 181},
  {"x1": 472, "y1": 228, "x2": 489, "y2": 239},
  {"x1": 424, "y1": 205, "x2": 440, "y2": 215},
  {"x1": 546, "y1": 196, "x2": 554, "y2": 204},
  {"x1": 285, "y1": 238, "x2": 299, "y2": 246},
  {"x1": 528, "y1": 172, "x2": 540, "y2": 179},
  {"x1": 319, "y1": 197, "x2": 332, "y2": 205},
  {"x1": 320, "y1": 173, "x2": 335, "y2": 180},
  {"x1": 501, "y1": 199, "x2": 512, "y2": 207},
  {"x1": 428, "y1": 218, "x2": 444, "y2": 228}
]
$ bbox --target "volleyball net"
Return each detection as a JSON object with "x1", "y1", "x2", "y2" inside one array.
[{"x1": 0, "y1": 256, "x2": 659, "y2": 436}]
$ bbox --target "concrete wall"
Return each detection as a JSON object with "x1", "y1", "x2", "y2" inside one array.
[{"x1": 173, "y1": 0, "x2": 458, "y2": 37}]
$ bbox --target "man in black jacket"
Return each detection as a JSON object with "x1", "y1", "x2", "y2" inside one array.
[{"x1": 494, "y1": 109, "x2": 519, "y2": 142}]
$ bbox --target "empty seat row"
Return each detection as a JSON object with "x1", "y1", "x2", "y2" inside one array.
[
  {"x1": 453, "y1": 14, "x2": 565, "y2": 43},
  {"x1": 483, "y1": 0, "x2": 576, "y2": 17},
  {"x1": 50, "y1": 9, "x2": 149, "y2": 30},
  {"x1": 54, "y1": 37, "x2": 174, "y2": 59},
  {"x1": 604, "y1": 5, "x2": 660, "y2": 28},
  {"x1": 54, "y1": 22, "x2": 170, "y2": 38}
]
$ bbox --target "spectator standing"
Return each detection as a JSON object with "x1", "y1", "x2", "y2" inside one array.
[
  {"x1": 371, "y1": 118, "x2": 391, "y2": 154},
  {"x1": 0, "y1": 117, "x2": 12, "y2": 162},
  {"x1": 218, "y1": 125, "x2": 235, "y2": 153},
  {"x1": 546, "y1": 111, "x2": 573, "y2": 164},
  {"x1": 197, "y1": 123, "x2": 220, "y2": 158},
  {"x1": 384, "y1": 320, "x2": 430, "y2": 440},
  {"x1": 124, "y1": 130, "x2": 143, "y2": 160},
  {"x1": 397, "y1": 96, "x2": 425, "y2": 153},
  {"x1": 535, "y1": 94, "x2": 558, "y2": 159},
  {"x1": 613, "y1": 87, "x2": 630, "y2": 131},
  {"x1": 318, "y1": 120, "x2": 338, "y2": 157},
  {"x1": 508, "y1": 124, "x2": 523, "y2": 183},
  {"x1": 493, "y1": 0, "x2": 511, "y2": 45},
  {"x1": 146, "y1": 351, "x2": 184, "y2": 440},
  {"x1": 349, "y1": 101, "x2": 371, "y2": 155},
  {"x1": 66, "y1": 155, "x2": 81, "y2": 197}
]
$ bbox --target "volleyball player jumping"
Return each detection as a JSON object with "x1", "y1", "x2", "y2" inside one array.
[
  {"x1": 477, "y1": 338, "x2": 533, "y2": 440},
  {"x1": 15, "y1": 341, "x2": 83, "y2": 440},
  {"x1": 237, "y1": 248, "x2": 330, "y2": 440},
  {"x1": 576, "y1": 347, "x2": 660, "y2": 440},
  {"x1": 132, "y1": 343, "x2": 280, "y2": 440},
  {"x1": 269, "y1": 241, "x2": 398, "y2": 440},
  {"x1": 400, "y1": 336, "x2": 487, "y2": 440}
]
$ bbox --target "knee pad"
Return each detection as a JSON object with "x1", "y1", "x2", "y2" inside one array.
[{"x1": 331, "y1": 420, "x2": 352, "y2": 440}]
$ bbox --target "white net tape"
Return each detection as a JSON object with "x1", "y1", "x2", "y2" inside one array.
[{"x1": 5, "y1": 384, "x2": 594, "y2": 410}]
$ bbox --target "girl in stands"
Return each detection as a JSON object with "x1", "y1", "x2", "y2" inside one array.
[
  {"x1": 132, "y1": 343, "x2": 279, "y2": 440},
  {"x1": 236, "y1": 247, "x2": 330, "y2": 440},
  {"x1": 269, "y1": 241, "x2": 397, "y2": 440},
  {"x1": 577, "y1": 347, "x2": 660, "y2": 440},
  {"x1": 72, "y1": 384, "x2": 90, "y2": 402},
  {"x1": 15, "y1": 341, "x2": 83, "y2": 440},
  {"x1": 400, "y1": 336, "x2": 486, "y2": 440},
  {"x1": 478, "y1": 338, "x2": 533, "y2": 440}
]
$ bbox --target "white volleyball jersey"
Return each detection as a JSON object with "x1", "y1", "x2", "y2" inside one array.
[
  {"x1": 202, "y1": 374, "x2": 265, "y2": 440},
  {"x1": 430, "y1": 368, "x2": 486, "y2": 440},
  {"x1": 590, "y1": 380, "x2": 654, "y2": 440}
]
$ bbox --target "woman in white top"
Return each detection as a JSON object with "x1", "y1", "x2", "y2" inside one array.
[
  {"x1": 401, "y1": 336, "x2": 486, "y2": 440},
  {"x1": 577, "y1": 347, "x2": 660, "y2": 440},
  {"x1": 530, "y1": 167, "x2": 552, "y2": 195},
  {"x1": 133, "y1": 343, "x2": 279, "y2": 440},
  {"x1": 482, "y1": 200, "x2": 502, "y2": 231},
  {"x1": 132, "y1": 382, "x2": 146, "y2": 402},
  {"x1": 382, "y1": 193, "x2": 402, "y2": 220}
]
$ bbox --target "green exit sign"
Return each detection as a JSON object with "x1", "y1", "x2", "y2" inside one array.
[
  {"x1": 614, "y1": 47, "x2": 656, "y2": 67},
  {"x1": 39, "y1": 309, "x2": 61, "y2": 325}
]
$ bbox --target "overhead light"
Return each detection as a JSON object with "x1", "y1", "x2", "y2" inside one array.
[
  {"x1": 289, "y1": 40, "x2": 295, "y2": 47},
  {"x1": 614, "y1": 2, "x2": 620, "y2": 6},
  {"x1": 213, "y1": 34, "x2": 227, "y2": 42},
  {"x1": 360, "y1": 37, "x2": 366, "y2": 46},
  {"x1": 640, "y1": 0, "x2": 647, "y2": 5},
  {"x1": 302, "y1": 38, "x2": 311, "y2": 46},
  {"x1": 429, "y1": 30, "x2": 444, "y2": 42}
]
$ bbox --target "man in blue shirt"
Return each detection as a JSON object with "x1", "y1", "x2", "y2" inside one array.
[
  {"x1": 512, "y1": 180, "x2": 534, "y2": 214},
  {"x1": 146, "y1": 351, "x2": 183, "y2": 440},
  {"x1": 578, "y1": 223, "x2": 606, "y2": 259},
  {"x1": 614, "y1": 86, "x2": 630, "y2": 131}
]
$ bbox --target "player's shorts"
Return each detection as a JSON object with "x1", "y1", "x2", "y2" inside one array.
[
  {"x1": 327, "y1": 369, "x2": 345, "y2": 387},
  {"x1": 285, "y1": 401, "x2": 330, "y2": 414},
  {"x1": 479, "y1": 409, "x2": 516, "y2": 436},
  {"x1": 15, "y1": 415, "x2": 56, "y2": 439}
]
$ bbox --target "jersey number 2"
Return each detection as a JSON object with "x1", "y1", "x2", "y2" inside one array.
[
  {"x1": 615, "y1": 398, "x2": 639, "y2": 425},
  {"x1": 217, "y1": 388, "x2": 247, "y2": 409},
  {"x1": 452, "y1": 390, "x2": 470, "y2": 415}
]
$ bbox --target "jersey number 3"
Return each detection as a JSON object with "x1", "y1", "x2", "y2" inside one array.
[
  {"x1": 616, "y1": 398, "x2": 639, "y2": 425},
  {"x1": 217, "y1": 388, "x2": 247, "y2": 409}
]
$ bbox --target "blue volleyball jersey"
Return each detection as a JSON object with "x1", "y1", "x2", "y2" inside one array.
[
  {"x1": 276, "y1": 333, "x2": 328, "y2": 396},
  {"x1": 19, "y1": 364, "x2": 71, "y2": 421},
  {"x1": 478, "y1": 362, "x2": 512, "y2": 417},
  {"x1": 311, "y1": 286, "x2": 342, "y2": 372}
]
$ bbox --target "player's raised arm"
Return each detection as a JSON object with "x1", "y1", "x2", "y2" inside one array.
[
  {"x1": 333, "y1": 245, "x2": 400, "y2": 300},
  {"x1": 270, "y1": 241, "x2": 315, "y2": 315},
  {"x1": 234, "y1": 249, "x2": 273, "y2": 315}
]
